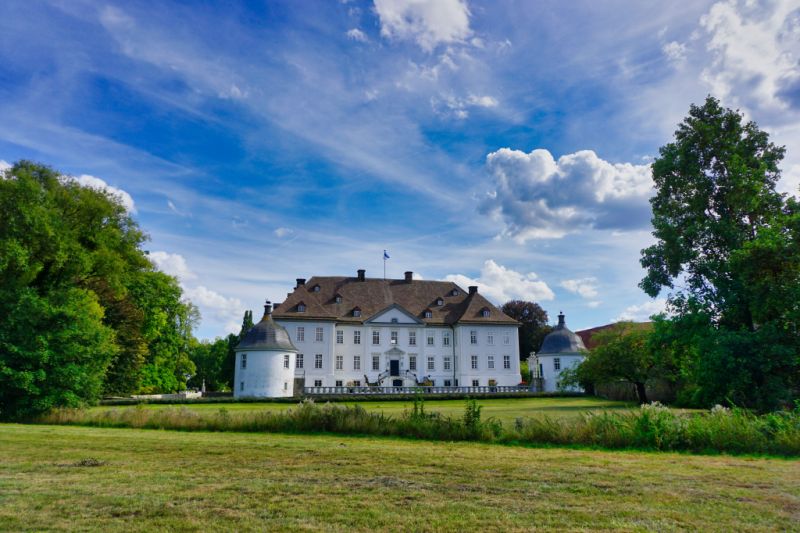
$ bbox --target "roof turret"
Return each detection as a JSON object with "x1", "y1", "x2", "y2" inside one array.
[
  {"x1": 236, "y1": 301, "x2": 298, "y2": 352},
  {"x1": 537, "y1": 312, "x2": 586, "y2": 355}
]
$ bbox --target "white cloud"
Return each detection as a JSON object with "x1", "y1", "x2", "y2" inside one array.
[
  {"x1": 560, "y1": 277, "x2": 599, "y2": 299},
  {"x1": 183, "y1": 285, "x2": 243, "y2": 322},
  {"x1": 699, "y1": 0, "x2": 800, "y2": 115},
  {"x1": 69, "y1": 174, "x2": 137, "y2": 213},
  {"x1": 274, "y1": 227, "x2": 294, "y2": 238},
  {"x1": 432, "y1": 93, "x2": 499, "y2": 119},
  {"x1": 662, "y1": 40, "x2": 687, "y2": 64},
  {"x1": 480, "y1": 148, "x2": 653, "y2": 241},
  {"x1": 374, "y1": 0, "x2": 472, "y2": 52},
  {"x1": 445, "y1": 259, "x2": 554, "y2": 304},
  {"x1": 218, "y1": 84, "x2": 247, "y2": 100},
  {"x1": 613, "y1": 298, "x2": 667, "y2": 322},
  {"x1": 149, "y1": 251, "x2": 197, "y2": 281},
  {"x1": 587, "y1": 301, "x2": 602, "y2": 308},
  {"x1": 346, "y1": 28, "x2": 368, "y2": 42}
]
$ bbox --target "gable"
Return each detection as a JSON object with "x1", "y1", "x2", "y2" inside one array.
[{"x1": 365, "y1": 304, "x2": 423, "y2": 325}]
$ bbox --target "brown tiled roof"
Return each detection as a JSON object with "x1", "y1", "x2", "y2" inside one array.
[
  {"x1": 272, "y1": 276, "x2": 519, "y2": 326},
  {"x1": 576, "y1": 321, "x2": 653, "y2": 350}
]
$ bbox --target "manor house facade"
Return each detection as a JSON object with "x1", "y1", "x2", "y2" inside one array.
[{"x1": 270, "y1": 270, "x2": 522, "y2": 388}]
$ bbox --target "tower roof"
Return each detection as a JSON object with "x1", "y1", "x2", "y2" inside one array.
[
  {"x1": 236, "y1": 302, "x2": 298, "y2": 352},
  {"x1": 537, "y1": 312, "x2": 586, "y2": 355}
]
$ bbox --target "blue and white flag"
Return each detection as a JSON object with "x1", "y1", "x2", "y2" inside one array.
[{"x1": 383, "y1": 250, "x2": 390, "y2": 260}]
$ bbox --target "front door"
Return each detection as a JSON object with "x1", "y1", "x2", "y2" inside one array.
[{"x1": 390, "y1": 360, "x2": 400, "y2": 376}]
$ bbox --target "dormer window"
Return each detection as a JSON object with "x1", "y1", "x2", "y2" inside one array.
[
  {"x1": 423, "y1": 309, "x2": 432, "y2": 319},
  {"x1": 311, "y1": 285, "x2": 321, "y2": 292},
  {"x1": 436, "y1": 298, "x2": 444, "y2": 306},
  {"x1": 480, "y1": 307, "x2": 490, "y2": 317},
  {"x1": 451, "y1": 289, "x2": 459, "y2": 296},
  {"x1": 297, "y1": 302, "x2": 306, "y2": 313},
  {"x1": 353, "y1": 307, "x2": 362, "y2": 318},
  {"x1": 334, "y1": 294, "x2": 343, "y2": 304}
]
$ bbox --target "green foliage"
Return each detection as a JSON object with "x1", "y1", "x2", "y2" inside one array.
[
  {"x1": 0, "y1": 161, "x2": 199, "y2": 417},
  {"x1": 639, "y1": 97, "x2": 799, "y2": 411},
  {"x1": 501, "y1": 300, "x2": 551, "y2": 359},
  {"x1": 41, "y1": 401, "x2": 800, "y2": 456}
]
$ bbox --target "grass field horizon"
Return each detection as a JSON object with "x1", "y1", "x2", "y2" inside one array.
[{"x1": 1, "y1": 424, "x2": 797, "y2": 531}]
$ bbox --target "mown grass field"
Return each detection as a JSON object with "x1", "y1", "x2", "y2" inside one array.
[
  {"x1": 92, "y1": 396, "x2": 637, "y2": 425},
  {"x1": 1, "y1": 424, "x2": 798, "y2": 532}
]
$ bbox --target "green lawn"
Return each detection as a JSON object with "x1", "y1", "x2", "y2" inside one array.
[
  {"x1": 92, "y1": 396, "x2": 637, "y2": 425},
  {"x1": 0, "y1": 424, "x2": 797, "y2": 531}
]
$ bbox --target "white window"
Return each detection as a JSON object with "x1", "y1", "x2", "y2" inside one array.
[
  {"x1": 354, "y1": 330, "x2": 361, "y2": 344},
  {"x1": 470, "y1": 330, "x2": 478, "y2": 345},
  {"x1": 471, "y1": 355, "x2": 478, "y2": 370},
  {"x1": 488, "y1": 355, "x2": 495, "y2": 369},
  {"x1": 284, "y1": 382, "x2": 288, "y2": 391},
  {"x1": 443, "y1": 356, "x2": 451, "y2": 371},
  {"x1": 312, "y1": 285, "x2": 320, "y2": 292},
  {"x1": 554, "y1": 358, "x2": 561, "y2": 371},
  {"x1": 314, "y1": 379, "x2": 322, "y2": 387},
  {"x1": 504, "y1": 355, "x2": 511, "y2": 370},
  {"x1": 427, "y1": 332, "x2": 435, "y2": 346},
  {"x1": 297, "y1": 303, "x2": 306, "y2": 312},
  {"x1": 444, "y1": 379, "x2": 452, "y2": 386},
  {"x1": 427, "y1": 356, "x2": 435, "y2": 371},
  {"x1": 443, "y1": 331, "x2": 451, "y2": 346},
  {"x1": 503, "y1": 333, "x2": 511, "y2": 345},
  {"x1": 284, "y1": 354, "x2": 290, "y2": 369},
  {"x1": 335, "y1": 380, "x2": 343, "y2": 387},
  {"x1": 353, "y1": 380, "x2": 361, "y2": 386},
  {"x1": 296, "y1": 327, "x2": 305, "y2": 342},
  {"x1": 354, "y1": 355, "x2": 361, "y2": 371},
  {"x1": 409, "y1": 356, "x2": 417, "y2": 371},
  {"x1": 487, "y1": 331, "x2": 494, "y2": 345},
  {"x1": 372, "y1": 330, "x2": 380, "y2": 345},
  {"x1": 240, "y1": 381, "x2": 244, "y2": 391},
  {"x1": 472, "y1": 379, "x2": 480, "y2": 387},
  {"x1": 436, "y1": 298, "x2": 443, "y2": 306},
  {"x1": 296, "y1": 353, "x2": 304, "y2": 369},
  {"x1": 408, "y1": 330, "x2": 416, "y2": 346},
  {"x1": 481, "y1": 309, "x2": 490, "y2": 317},
  {"x1": 424, "y1": 310, "x2": 432, "y2": 318},
  {"x1": 315, "y1": 354, "x2": 323, "y2": 369},
  {"x1": 335, "y1": 295, "x2": 342, "y2": 303},
  {"x1": 315, "y1": 327, "x2": 323, "y2": 342},
  {"x1": 241, "y1": 353, "x2": 247, "y2": 369},
  {"x1": 335, "y1": 355, "x2": 343, "y2": 370},
  {"x1": 336, "y1": 330, "x2": 343, "y2": 344},
  {"x1": 372, "y1": 356, "x2": 380, "y2": 371},
  {"x1": 354, "y1": 308, "x2": 362, "y2": 317},
  {"x1": 391, "y1": 331, "x2": 398, "y2": 345}
]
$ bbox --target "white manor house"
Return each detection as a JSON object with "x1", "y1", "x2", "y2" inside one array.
[{"x1": 235, "y1": 269, "x2": 522, "y2": 397}]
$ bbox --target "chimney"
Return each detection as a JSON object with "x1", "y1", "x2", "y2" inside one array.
[
  {"x1": 296, "y1": 278, "x2": 306, "y2": 288},
  {"x1": 404, "y1": 271, "x2": 413, "y2": 283},
  {"x1": 468, "y1": 286, "x2": 478, "y2": 295},
  {"x1": 558, "y1": 312, "x2": 565, "y2": 327},
  {"x1": 357, "y1": 269, "x2": 366, "y2": 281}
]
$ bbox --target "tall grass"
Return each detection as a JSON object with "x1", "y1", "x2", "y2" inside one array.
[{"x1": 39, "y1": 400, "x2": 800, "y2": 456}]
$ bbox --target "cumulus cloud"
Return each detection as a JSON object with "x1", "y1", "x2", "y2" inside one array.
[
  {"x1": 374, "y1": 0, "x2": 472, "y2": 52},
  {"x1": 662, "y1": 40, "x2": 687, "y2": 64},
  {"x1": 274, "y1": 227, "x2": 294, "y2": 238},
  {"x1": 613, "y1": 299, "x2": 667, "y2": 322},
  {"x1": 346, "y1": 28, "x2": 368, "y2": 42},
  {"x1": 560, "y1": 277, "x2": 599, "y2": 299},
  {"x1": 699, "y1": 0, "x2": 800, "y2": 115},
  {"x1": 149, "y1": 251, "x2": 196, "y2": 281},
  {"x1": 184, "y1": 285, "x2": 243, "y2": 322},
  {"x1": 480, "y1": 148, "x2": 653, "y2": 241},
  {"x1": 69, "y1": 174, "x2": 137, "y2": 213},
  {"x1": 445, "y1": 259, "x2": 554, "y2": 304}
]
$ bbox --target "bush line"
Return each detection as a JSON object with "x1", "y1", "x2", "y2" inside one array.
[{"x1": 39, "y1": 399, "x2": 800, "y2": 456}]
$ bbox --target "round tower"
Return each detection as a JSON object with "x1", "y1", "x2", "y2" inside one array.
[
  {"x1": 535, "y1": 312, "x2": 586, "y2": 392},
  {"x1": 234, "y1": 301, "x2": 298, "y2": 398}
]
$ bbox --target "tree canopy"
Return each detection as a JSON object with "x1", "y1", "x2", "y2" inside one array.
[
  {"x1": 639, "y1": 97, "x2": 799, "y2": 410},
  {"x1": 501, "y1": 300, "x2": 551, "y2": 360},
  {"x1": 0, "y1": 161, "x2": 199, "y2": 419}
]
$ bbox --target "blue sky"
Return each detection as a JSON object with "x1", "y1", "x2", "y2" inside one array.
[{"x1": 2, "y1": 0, "x2": 799, "y2": 339}]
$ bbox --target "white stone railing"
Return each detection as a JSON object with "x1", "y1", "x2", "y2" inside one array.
[{"x1": 303, "y1": 385, "x2": 539, "y2": 395}]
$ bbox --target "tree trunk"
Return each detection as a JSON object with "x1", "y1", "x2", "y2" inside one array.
[{"x1": 635, "y1": 382, "x2": 648, "y2": 404}]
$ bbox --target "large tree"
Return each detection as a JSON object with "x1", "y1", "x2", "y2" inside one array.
[
  {"x1": 501, "y1": 300, "x2": 551, "y2": 360},
  {"x1": 640, "y1": 97, "x2": 798, "y2": 410}
]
